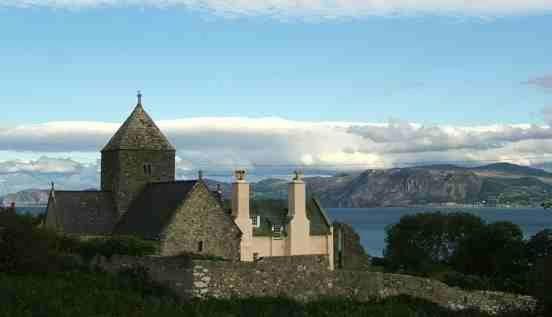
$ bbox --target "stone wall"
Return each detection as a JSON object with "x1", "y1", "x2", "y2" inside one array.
[
  {"x1": 93, "y1": 254, "x2": 536, "y2": 314},
  {"x1": 160, "y1": 182, "x2": 241, "y2": 260},
  {"x1": 101, "y1": 149, "x2": 175, "y2": 218},
  {"x1": 333, "y1": 222, "x2": 371, "y2": 271}
]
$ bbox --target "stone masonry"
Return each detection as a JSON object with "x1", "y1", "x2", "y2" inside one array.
[
  {"x1": 93, "y1": 254, "x2": 536, "y2": 315},
  {"x1": 101, "y1": 149, "x2": 175, "y2": 218},
  {"x1": 159, "y1": 182, "x2": 241, "y2": 260}
]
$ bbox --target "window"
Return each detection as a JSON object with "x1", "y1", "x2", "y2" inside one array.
[
  {"x1": 272, "y1": 224, "x2": 282, "y2": 239},
  {"x1": 197, "y1": 241, "x2": 204, "y2": 253},
  {"x1": 251, "y1": 215, "x2": 261, "y2": 228},
  {"x1": 143, "y1": 163, "x2": 152, "y2": 176}
]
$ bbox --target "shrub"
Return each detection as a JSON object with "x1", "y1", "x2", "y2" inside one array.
[
  {"x1": 384, "y1": 212, "x2": 485, "y2": 272},
  {"x1": 451, "y1": 221, "x2": 527, "y2": 278},
  {"x1": 75, "y1": 236, "x2": 158, "y2": 261},
  {"x1": 440, "y1": 271, "x2": 491, "y2": 291},
  {"x1": 526, "y1": 229, "x2": 552, "y2": 262},
  {"x1": 0, "y1": 211, "x2": 62, "y2": 273},
  {"x1": 532, "y1": 256, "x2": 552, "y2": 315}
]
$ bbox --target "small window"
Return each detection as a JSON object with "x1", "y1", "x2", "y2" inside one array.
[
  {"x1": 272, "y1": 224, "x2": 282, "y2": 239},
  {"x1": 251, "y1": 215, "x2": 261, "y2": 228},
  {"x1": 143, "y1": 163, "x2": 152, "y2": 176},
  {"x1": 197, "y1": 241, "x2": 204, "y2": 253}
]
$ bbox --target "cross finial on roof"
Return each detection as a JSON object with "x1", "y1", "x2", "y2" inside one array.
[{"x1": 137, "y1": 90, "x2": 142, "y2": 105}]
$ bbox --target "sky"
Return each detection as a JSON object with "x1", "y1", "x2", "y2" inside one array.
[{"x1": 1, "y1": 1, "x2": 552, "y2": 187}]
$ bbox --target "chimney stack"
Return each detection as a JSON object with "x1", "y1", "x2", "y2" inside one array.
[
  {"x1": 232, "y1": 170, "x2": 253, "y2": 261},
  {"x1": 287, "y1": 170, "x2": 310, "y2": 255},
  {"x1": 232, "y1": 170, "x2": 249, "y2": 218}
]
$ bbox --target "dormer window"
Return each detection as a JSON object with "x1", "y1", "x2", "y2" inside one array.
[
  {"x1": 251, "y1": 215, "x2": 261, "y2": 228},
  {"x1": 272, "y1": 224, "x2": 282, "y2": 239},
  {"x1": 143, "y1": 163, "x2": 152, "y2": 176}
]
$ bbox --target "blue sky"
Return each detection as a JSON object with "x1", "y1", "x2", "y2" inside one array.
[
  {"x1": 1, "y1": 5, "x2": 551, "y2": 125},
  {"x1": 1, "y1": 1, "x2": 552, "y2": 190}
]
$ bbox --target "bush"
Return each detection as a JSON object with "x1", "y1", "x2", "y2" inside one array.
[
  {"x1": 440, "y1": 271, "x2": 491, "y2": 291},
  {"x1": 0, "y1": 211, "x2": 158, "y2": 273},
  {"x1": 532, "y1": 256, "x2": 552, "y2": 315},
  {"x1": 384, "y1": 212, "x2": 485, "y2": 272},
  {"x1": 452, "y1": 221, "x2": 527, "y2": 278},
  {"x1": 0, "y1": 211, "x2": 63, "y2": 273},
  {"x1": 526, "y1": 229, "x2": 552, "y2": 262},
  {"x1": 0, "y1": 271, "x2": 538, "y2": 317},
  {"x1": 74, "y1": 236, "x2": 158, "y2": 261},
  {"x1": 384, "y1": 212, "x2": 533, "y2": 294}
]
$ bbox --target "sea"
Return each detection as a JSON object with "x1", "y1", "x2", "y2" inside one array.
[
  {"x1": 15, "y1": 205, "x2": 552, "y2": 258},
  {"x1": 327, "y1": 207, "x2": 552, "y2": 257}
]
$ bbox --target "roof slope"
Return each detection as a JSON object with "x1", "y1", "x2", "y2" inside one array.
[
  {"x1": 114, "y1": 181, "x2": 198, "y2": 239},
  {"x1": 47, "y1": 191, "x2": 117, "y2": 235},
  {"x1": 102, "y1": 104, "x2": 175, "y2": 151}
]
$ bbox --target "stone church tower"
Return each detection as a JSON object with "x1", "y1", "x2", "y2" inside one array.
[{"x1": 101, "y1": 92, "x2": 176, "y2": 218}]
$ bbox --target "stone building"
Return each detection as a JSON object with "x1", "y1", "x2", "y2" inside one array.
[{"x1": 45, "y1": 93, "x2": 334, "y2": 267}]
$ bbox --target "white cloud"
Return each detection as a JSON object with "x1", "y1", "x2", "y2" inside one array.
[
  {"x1": 1, "y1": 0, "x2": 551, "y2": 18},
  {"x1": 3, "y1": 116, "x2": 552, "y2": 172},
  {"x1": 4, "y1": 115, "x2": 552, "y2": 193},
  {"x1": 0, "y1": 156, "x2": 84, "y2": 174}
]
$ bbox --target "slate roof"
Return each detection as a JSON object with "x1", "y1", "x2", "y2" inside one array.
[
  {"x1": 102, "y1": 104, "x2": 175, "y2": 152},
  {"x1": 114, "y1": 180, "x2": 198, "y2": 239},
  {"x1": 47, "y1": 191, "x2": 117, "y2": 235},
  {"x1": 251, "y1": 197, "x2": 332, "y2": 237}
]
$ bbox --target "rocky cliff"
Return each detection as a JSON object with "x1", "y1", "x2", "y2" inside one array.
[{"x1": 252, "y1": 163, "x2": 552, "y2": 208}]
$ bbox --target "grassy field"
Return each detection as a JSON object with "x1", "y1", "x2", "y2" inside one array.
[{"x1": 0, "y1": 271, "x2": 537, "y2": 317}]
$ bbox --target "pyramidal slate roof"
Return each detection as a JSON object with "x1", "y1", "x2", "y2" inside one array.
[{"x1": 102, "y1": 103, "x2": 175, "y2": 151}]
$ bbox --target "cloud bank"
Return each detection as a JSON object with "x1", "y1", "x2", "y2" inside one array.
[
  {"x1": 4, "y1": 115, "x2": 552, "y2": 194},
  {"x1": 1, "y1": 0, "x2": 551, "y2": 18},
  {"x1": 3, "y1": 116, "x2": 552, "y2": 173}
]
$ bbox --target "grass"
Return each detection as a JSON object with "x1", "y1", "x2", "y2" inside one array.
[{"x1": 0, "y1": 271, "x2": 538, "y2": 317}]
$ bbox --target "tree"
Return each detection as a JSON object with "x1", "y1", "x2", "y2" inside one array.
[
  {"x1": 526, "y1": 229, "x2": 552, "y2": 262},
  {"x1": 384, "y1": 212, "x2": 485, "y2": 273},
  {"x1": 541, "y1": 199, "x2": 552, "y2": 210},
  {"x1": 452, "y1": 221, "x2": 526, "y2": 278}
]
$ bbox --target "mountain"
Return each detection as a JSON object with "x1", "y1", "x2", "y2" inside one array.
[
  {"x1": 470, "y1": 162, "x2": 552, "y2": 179},
  {"x1": 4, "y1": 163, "x2": 552, "y2": 209},
  {"x1": 254, "y1": 163, "x2": 552, "y2": 208}
]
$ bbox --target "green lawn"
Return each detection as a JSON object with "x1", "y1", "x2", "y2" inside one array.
[{"x1": 0, "y1": 271, "x2": 535, "y2": 317}]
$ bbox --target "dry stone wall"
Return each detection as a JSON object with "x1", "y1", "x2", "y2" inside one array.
[{"x1": 92, "y1": 254, "x2": 536, "y2": 315}]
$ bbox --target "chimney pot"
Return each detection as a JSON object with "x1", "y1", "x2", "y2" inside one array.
[
  {"x1": 234, "y1": 169, "x2": 247, "y2": 181},
  {"x1": 293, "y1": 170, "x2": 304, "y2": 181}
]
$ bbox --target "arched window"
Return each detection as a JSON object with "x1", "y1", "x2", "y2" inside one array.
[
  {"x1": 197, "y1": 241, "x2": 204, "y2": 253},
  {"x1": 143, "y1": 163, "x2": 152, "y2": 176}
]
